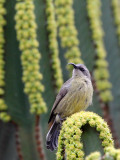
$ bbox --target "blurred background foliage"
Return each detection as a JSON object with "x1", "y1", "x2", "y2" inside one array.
[{"x1": 0, "y1": 0, "x2": 120, "y2": 159}]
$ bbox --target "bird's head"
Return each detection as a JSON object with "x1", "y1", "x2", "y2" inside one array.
[{"x1": 68, "y1": 63, "x2": 91, "y2": 79}]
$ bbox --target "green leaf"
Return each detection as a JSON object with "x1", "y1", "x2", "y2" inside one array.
[
  {"x1": 73, "y1": 0, "x2": 96, "y2": 72},
  {"x1": 34, "y1": 0, "x2": 57, "y2": 159},
  {"x1": 101, "y1": 0, "x2": 120, "y2": 143},
  {"x1": 3, "y1": 1, "x2": 42, "y2": 159}
]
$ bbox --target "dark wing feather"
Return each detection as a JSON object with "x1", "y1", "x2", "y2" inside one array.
[{"x1": 48, "y1": 78, "x2": 72, "y2": 124}]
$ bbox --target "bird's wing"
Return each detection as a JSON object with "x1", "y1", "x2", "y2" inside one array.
[{"x1": 48, "y1": 78, "x2": 72, "y2": 124}]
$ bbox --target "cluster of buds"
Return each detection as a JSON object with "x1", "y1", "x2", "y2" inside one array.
[
  {"x1": 104, "y1": 146, "x2": 120, "y2": 159},
  {"x1": 0, "y1": 0, "x2": 11, "y2": 122},
  {"x1": 87, "y1": 0, "x2": 113, "y2": 102},
  {"x1": 86, "y1": 146, "x2": 120, "y2": 160},
  {"x1": 57, "y1": 111, "x2": 113, "y2": 160},
  {"x1": 112, "y1": 0, "x2": 120, "y2": 45},
  {"x1": 15, "y1": 0, "x2": 47, "y2": 114},
  {"x1": 45, "y1": 0, "x2": 63, "y2": 92},
  {"x1": 55, "y1": 0, "x2": 83, "y2": 73},
  {"x1": 85, "y1": 152, "x2": 101, "y2": 160}
]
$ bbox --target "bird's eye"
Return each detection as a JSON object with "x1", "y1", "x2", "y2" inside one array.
[{"x1": 79, "y1": 67, "x2": 85, "y2": 72}]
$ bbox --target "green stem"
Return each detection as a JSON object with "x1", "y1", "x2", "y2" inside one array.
[{"x1": 18, "y1": 125, "x2": 40, "y2": 160}]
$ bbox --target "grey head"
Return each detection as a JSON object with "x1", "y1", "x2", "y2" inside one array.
[{"x1": 68, "y1": 63, "x2": 91, "y2": 79}]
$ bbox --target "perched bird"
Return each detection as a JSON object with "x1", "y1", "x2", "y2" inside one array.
[{"x1": 46, "y1": 63, "x2": 93, "y2": 151}]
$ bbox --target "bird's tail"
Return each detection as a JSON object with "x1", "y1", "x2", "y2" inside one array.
[{"x1": 46, "y1": 120, "x2": 61, "y2": 151}]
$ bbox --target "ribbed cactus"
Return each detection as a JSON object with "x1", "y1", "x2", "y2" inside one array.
[{"x1": 0, "y1": 0, "x2": 120, "y2": 160}]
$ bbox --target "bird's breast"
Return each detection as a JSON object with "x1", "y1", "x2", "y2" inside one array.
[{"x1": 55, "y1": 78, "x2": 93, "y2": 118}]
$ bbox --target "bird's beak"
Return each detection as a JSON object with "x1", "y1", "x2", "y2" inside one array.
[{"x1": 68, "y1": 63, "x2": 77, "y2": 69}]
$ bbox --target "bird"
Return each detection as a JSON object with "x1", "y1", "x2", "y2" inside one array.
[{"x1": 46, "y1": 63, "x2": 93, "y2": 151}]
